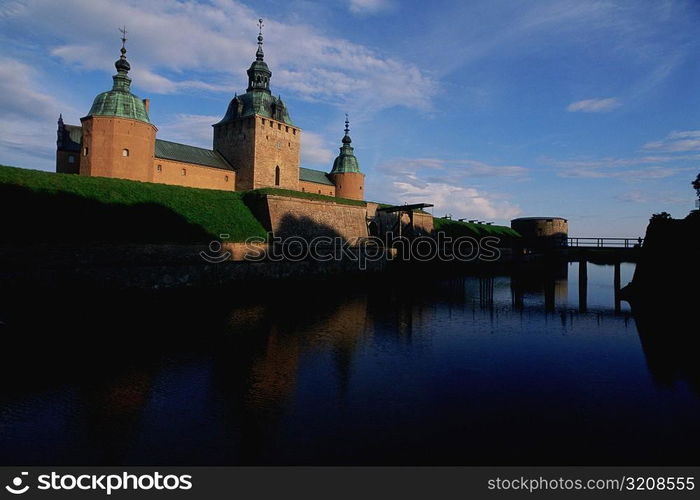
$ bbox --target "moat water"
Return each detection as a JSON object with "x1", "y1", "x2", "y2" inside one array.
[{"x1": 1, "y1": 262, "x2": 698, "y2": 465}]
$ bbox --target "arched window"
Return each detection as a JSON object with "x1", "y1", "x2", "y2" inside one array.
[
  {"x1": 181, "y1": 168, "x2": 187, "y2": 176},
  {"x1": 122, "y1": 148, "x2": 129, "y2": 157},
  {"x1": 83, "y1": 147, "x2": 89, "y2": 156},
  {"x1": 225, "y1": 175, "x2": 229, "y2": 182},
  {"x1": 275, "y1": 166, "x2": 280, "y2": 186},
  {"x1": 156, "y1": 164, "x2": 162, "y2": 172}
]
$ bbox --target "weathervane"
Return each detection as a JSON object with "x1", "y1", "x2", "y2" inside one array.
[{"x1": 119, "y1": 26, "x2": 128, "y2": 50}]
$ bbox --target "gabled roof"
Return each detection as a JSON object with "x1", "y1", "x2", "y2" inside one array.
[
  {"x1": 299, "y1": 167, "x2": 334, "y2": 186},
  {"x1": 155, "y1": 139, "x2": 234, "y2": 171}
]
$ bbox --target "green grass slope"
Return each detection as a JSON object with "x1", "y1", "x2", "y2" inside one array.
[
  {"x1": 0, "y1": 165, "x2": 267, "y2": 243},
  {"x1": 433, "y1": 217, "x2": 521, "y2": 242}
]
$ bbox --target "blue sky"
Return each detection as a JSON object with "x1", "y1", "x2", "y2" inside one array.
[{"x1": 1, "y1": 0, "x2": 699, "y2": 236}]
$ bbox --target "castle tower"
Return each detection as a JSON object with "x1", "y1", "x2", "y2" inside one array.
[
  {"x1": 329, "y1": 116, "x2": 364, "y2": 200},
  {"x1": 213, "y1": 19, "x2": 300, "y2": 191},
  {"x1": 79, "y1": 28, "x2": 156, "y2": 182}
]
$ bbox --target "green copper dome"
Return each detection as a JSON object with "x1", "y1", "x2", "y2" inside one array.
[
  {"x1": 331, "y1": 116, "x2": 361, "y2": 174},
  {"x1": 85, "y1": 42, "x2": 150, "y2": 123}
]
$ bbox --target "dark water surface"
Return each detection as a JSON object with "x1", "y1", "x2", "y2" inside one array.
[{"x1": 1, "y1": 262, "x2": 698, "y2": 465}]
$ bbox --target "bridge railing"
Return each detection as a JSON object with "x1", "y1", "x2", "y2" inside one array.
[{"x1": 567, "y1": 237, "x2": 643, "y2": 248}]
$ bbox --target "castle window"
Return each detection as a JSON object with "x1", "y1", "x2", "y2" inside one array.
[
  {"x1": 181, "y1": 168, "x2": 187, "y2": 176},
  {"x1": 68, "y1": 155, "x2": 75, "y2": 164},
  {"x1": 225, "y1": 175, "x2": 229, "y2": 182},
  {"x1": 261, "y1": 118, "x2": 265, "y2": 125},
  {"x1": 286, "y1": 126, "x2": 289, "y2": 132},
  {"x1": 83, "y1": 147, "x2": 88, "y2": 156},
  {"x1": 275, "y1": 166, "x2": 280, "y2": 186},
  {"x1": 122, "y1": 148, "x2": 129, "y2": 157},
  {"x1": 360, "y1": 186, "x2": 363, "y2": 190},
  {"x1": 302, "y1": 187, "x2": 305, "y2": 192},
  {"x1": 292, "y1": 129, "x2": 297, "y2": 135},
  {"x1": 278, "y1": 124, "x2": 281, "y2": 130},
  {"x1": 269, "y1": 121, "x2": 273, "y2": 128},
  {"x1": 318, "y1": 190, "x2": 321, "y2": 194},
  {"x1": 156, "y1": 164, "x2": 162, "y2": 172}
]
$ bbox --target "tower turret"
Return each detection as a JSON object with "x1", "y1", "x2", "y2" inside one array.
[
  {"x1": 79, "y1": 27, "x2": 157, "y2": 182},
  {"x1": 329, "y1": 115, "x2": 364, "y2": 200},
  {"x1": 213, "y1": 19, "x2": 300, "y2": 190}
]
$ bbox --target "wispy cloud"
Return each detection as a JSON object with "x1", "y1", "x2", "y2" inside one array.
[
  {"x1": 372, "y1": 157, "x2": 525, "y2": 221},
  {"x1": 0, "y1": 56, "x2": 75, "y2": 170},
  {"x1": 566, "y1": 97, "x2": 621, "y2": 113},
  {"x1": 382, "y1": 175, "x2": 522, "y2": 221},
  {"x1": 377, "y1": 157, "x2": 528, "y2": 179},
  {"x1": 156, "y1": 114, "x2": 221, "y2": 149},
  {"x1": 349, "y1": 0, "x2": 394, "y2": 15},
  {"x1": 616, "y1": 190, "x2": 647, "y2": 203},
  {"x1": 301, "y1": 131, "x2": 334, "y2": 166},
  {"x1": 643, "y1": 130, "x2": 700, "y2": 152},
  {"x1": 6, "y1": 0, "x2": 434, "y2": 112}
]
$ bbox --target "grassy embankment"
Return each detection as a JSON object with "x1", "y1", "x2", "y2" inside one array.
[
  {"x1": 433, "y1": 217, "x2": 521, "y2": 242},
  {"x1": 0, "y1": 164, "x2": 519, "y2": 244},
  {"x1": 0, "y1": 165, "x2": 266, "y2": 243}
]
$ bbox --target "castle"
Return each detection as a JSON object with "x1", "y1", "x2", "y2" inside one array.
[{"x1": 56, "y1": 22, "x2": 365, "y2": 201}]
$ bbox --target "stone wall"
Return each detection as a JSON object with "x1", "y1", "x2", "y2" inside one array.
[{"x1": 250, "y1": 194, "x2": 369, "y2": 242}]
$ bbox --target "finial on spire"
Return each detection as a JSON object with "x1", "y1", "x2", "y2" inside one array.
[
  {"x1": 114, "y1": 26, "x2": 131, "y2": 75},
  {"x1": 256, "y1": 18, "x2": 265, "y2": 61},
  {"x1": 119, "y1": 26, "x2": 128, "y2": 56},
  {"x1": 342, "y1": 114, "x2": 352, "y2": 145}
]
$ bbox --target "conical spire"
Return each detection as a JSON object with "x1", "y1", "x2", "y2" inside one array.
[
  {"x1": 331, "y1": 114, "x2": 361, "y2": 174},
  {"x1": 256, "y1": 18, "x2": 265, "y2": 61},
  {"x1": 342, "y1": 113, "x2": 352, "y2": 145}
]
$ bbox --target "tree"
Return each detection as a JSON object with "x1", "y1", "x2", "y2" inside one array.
[
  {"x1": 650, "y1": 211, "x2": 672, "y2": 221},
  {"x1": 693, "y1": 172, "x2": 700, "y2": 200}
]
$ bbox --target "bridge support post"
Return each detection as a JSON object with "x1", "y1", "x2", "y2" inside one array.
[
  {"x1": 578, "y1": 257, "x2": 587, "y2": 313},
  {"x1": 614, "y1": 261, "x2": 621, "y2": 313}
]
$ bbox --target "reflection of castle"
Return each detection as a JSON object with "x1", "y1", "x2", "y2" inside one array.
[{"x1": 56, "y1": 22, "x2": 364, "y2": 201}]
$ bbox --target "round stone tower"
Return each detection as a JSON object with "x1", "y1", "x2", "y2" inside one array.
[
  {"x1": 329, "y1": 116, "x2": 364, "y2": 200},
  {"x1": 80, "y1": 29, "x2": 156, "y2": 182}
]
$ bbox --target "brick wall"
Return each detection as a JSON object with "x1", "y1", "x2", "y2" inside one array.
[
  {"x1": 299, "y1": 180, "x2": 336, "y2": 197},
  {"x1": 151, "y1": 158, "x2": 235, "y2": 191}
]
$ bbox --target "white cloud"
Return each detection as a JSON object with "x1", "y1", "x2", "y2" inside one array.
[
  {"x1": 384, "y1": 176, "x2": 522, "y2": 221},
  {"x1": 643, "y1": 130, "x2": 700, "y2": 152},
  {"x1": 7, "y1": 0, "x2": 434, "y2": 113},
  {"x1": 371, "y1": 157, "x2": 525, "y2": 221},
  {"x1": 566, "y1": 97, "x2": 621, "y2": 113},
  {"x1": 156, "y1": 114, "x2": 221, "y2": 149},
  {"x1": 0, "y1": 56, "x2": 76, "y2": 171},
  {"x1": 349, "y1": 0, "x2": 394, "y2": 15},
  {"x1": 301, "y1": 131, "x2": 334, "y2": 166}
]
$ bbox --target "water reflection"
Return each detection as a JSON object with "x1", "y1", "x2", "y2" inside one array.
[{"x1": 0, "y1": 262, "x2": 698, "y2": 465}]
